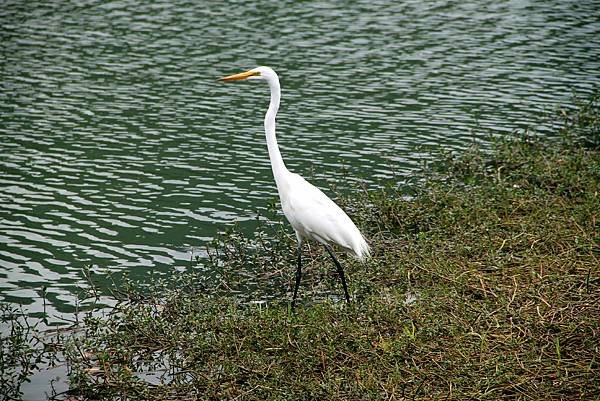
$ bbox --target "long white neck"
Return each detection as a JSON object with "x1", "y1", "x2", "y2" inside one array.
[{"x1": 264, "y1": 75, "x2": 288, "y2": 188}]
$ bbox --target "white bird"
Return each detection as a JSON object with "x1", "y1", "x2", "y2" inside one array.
[{"x1": 219, "y1": 66, "x2": 370, "y2": 305}]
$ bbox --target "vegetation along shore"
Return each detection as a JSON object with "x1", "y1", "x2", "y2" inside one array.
[{"x1": 2, "y1": 97, "x2": 598, "y2": 400}]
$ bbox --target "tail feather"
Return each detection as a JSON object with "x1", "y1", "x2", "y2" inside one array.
[{"x1": 353, "y1": 234, "x2": 371, "y2": 262}]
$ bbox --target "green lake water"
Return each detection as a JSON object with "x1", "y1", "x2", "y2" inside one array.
[{"x1": 1, "y1": 0, "x2": 599, "y2": 320}]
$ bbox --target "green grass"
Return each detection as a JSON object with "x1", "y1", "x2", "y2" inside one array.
[{"x1": 3, "y1": 97, "x2": 599, "y2": 400}]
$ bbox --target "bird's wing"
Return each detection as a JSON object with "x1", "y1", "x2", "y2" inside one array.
[{"x1": 281, "y1": 173, "x2": 362, "y2": 252}]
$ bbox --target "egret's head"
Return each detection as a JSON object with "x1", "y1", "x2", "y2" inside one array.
[{"x1": 219, "y1": 66, "x2": 276, "y2": 82}]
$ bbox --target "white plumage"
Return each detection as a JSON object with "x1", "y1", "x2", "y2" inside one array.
[
  {"x1": 280, "y1": 171, "x2": 370, "y2": 261},
  {"x1": 220, "y1": 66, "x2": 369, "y2": 304}
]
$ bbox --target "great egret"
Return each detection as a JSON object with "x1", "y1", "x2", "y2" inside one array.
[{"x1": 219, "y1": 66, "x2": 370, "y2": 305}]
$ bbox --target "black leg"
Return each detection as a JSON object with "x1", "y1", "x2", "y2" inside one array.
[
  {"x1": 323, "y1": 244, "x2": 350, "y2": 303},
  {"x1": 292, "y1": 243, "x2": 302, "y2": 307}
]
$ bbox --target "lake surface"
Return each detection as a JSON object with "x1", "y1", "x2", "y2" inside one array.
[{"x1": 1, "y1": 0, "x2": 599, "y2": 320}]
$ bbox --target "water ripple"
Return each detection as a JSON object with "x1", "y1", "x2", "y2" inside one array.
[{"x1": 1, "y1": 0, "x2": 599, "y2": 315}]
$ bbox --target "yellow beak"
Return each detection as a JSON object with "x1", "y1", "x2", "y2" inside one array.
[{"x1": 219, "y1": 70, "x2": 260, "y2": 81}]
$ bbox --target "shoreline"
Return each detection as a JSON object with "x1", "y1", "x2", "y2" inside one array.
[{"x1": 2, "y1": 97, "x2": 598, "y2": 400}]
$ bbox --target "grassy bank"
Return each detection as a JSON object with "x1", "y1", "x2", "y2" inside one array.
[{"x1": 4, "y1": 98, "x2": 599, "y2": 400}]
